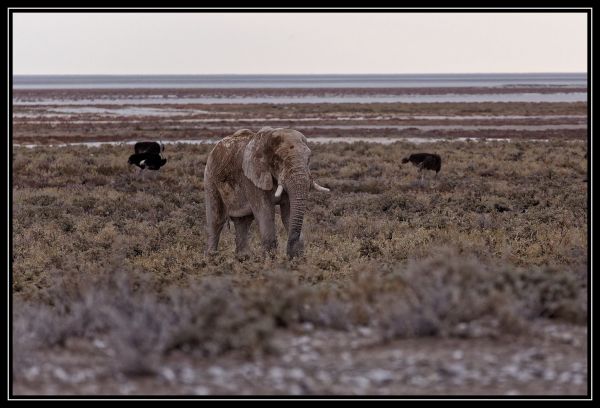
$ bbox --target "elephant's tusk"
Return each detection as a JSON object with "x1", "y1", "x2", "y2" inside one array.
[
  {"x1": 275, "y1": 184, "x2": 284, "y2": 197},
  {"x1": 313, "y1": 181, "x2": 330, "y2": 192},
  {"x1": 139, "y1": 160, "x2": 146, "y2": 166}
]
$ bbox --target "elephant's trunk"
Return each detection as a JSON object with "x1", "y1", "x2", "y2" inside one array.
[{"x1": 285, "y1": 171, "x2": 310, "y2": 258}]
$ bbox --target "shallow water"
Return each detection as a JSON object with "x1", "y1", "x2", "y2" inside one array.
[
  {"x1": 13, "y1": 113, "x2": 587, "y2": 123},
  {"x1": 12, "y1": 114, "x2": 586, "y2": 132},
  {"x1": 307, "y1": 137, "x2": 552, "y2": 144},
  {"x1": 156, "y1": 124, "x2": 587, "y2": 133},
  {"x1": 296, "y1": 124, "x2": 587, "y2": 131},
  {"x1": 12, "y1": 92, "x2": 588, "y2": 106},
  {"x1": 391, "y1": 115, "x2": 588, "y2": 121},
  {"x1": 14, "y1": 136, "x2": 562, "y2": 149},
  {"x1": 47, "y1": 107, "x2": 208, "y2": 116}
]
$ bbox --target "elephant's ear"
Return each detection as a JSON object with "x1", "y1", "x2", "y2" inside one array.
[{"x1": 243, "y1": 129, "x2": 275, "y2": 191}]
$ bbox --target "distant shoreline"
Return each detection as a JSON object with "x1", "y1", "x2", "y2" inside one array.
[
  {"x1": 12, "y1": 73, "x2": 587, "y2": 90},
  {"x1": 12, "y1": 86, "x2": 588, "y2": 97}
]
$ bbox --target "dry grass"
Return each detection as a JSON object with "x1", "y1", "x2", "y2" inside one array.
[{"x1": 12, "y1": 139, "x2": 588, "y2": 376}]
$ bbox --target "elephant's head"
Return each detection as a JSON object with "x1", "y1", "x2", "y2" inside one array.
[{"x1": 242, "y1": 127, "x2": 329, "y2": 258}]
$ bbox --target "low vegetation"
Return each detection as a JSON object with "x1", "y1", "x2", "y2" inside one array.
[{"x1": 12, "y1": 139, "x2": 588, "y2": 378}]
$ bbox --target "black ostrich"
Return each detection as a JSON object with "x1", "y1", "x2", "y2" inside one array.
[
  {"x1": 402, "y1": 153, "x2": 442, "y2": 180},
  {"x1": 128, "y1": 153, "x2": 167, "y2": 170},
  {"x1": 133, "y1": 141, "x2": 164, "y2": 155},
  {"x1": 128, "y1": 141, "x2": 167, "y2": 175}
]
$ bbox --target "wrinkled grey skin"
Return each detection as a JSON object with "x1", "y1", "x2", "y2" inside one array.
[{"x1": 204, "y1": 127, "x2": 328, "y2": 258}]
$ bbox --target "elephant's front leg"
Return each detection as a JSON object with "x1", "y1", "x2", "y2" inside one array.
[{"x1": 254, "y1": 199, "x2": 278, "y2": 256}]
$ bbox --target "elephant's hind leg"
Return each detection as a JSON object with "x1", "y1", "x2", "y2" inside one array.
[
  {"x1": 232, "y1": 215, "x2": 254, "y2": 257},
  {"x1": 205, "y1": 183, "x2": 227, "y2": 254}
]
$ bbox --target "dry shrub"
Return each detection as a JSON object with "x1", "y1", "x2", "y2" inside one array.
[
  {"x1": 12, "y1": 140, "x2": 588, "y2": 378},
  {"x1": 13, "y1": 248, "x2": 309, "y2": 376},
  {"x1": 341, "y1": 248, "x2": 587, "y2": 340},
  {"x1": 12, "y1": 246, "x2": 587, "y2": 379}
]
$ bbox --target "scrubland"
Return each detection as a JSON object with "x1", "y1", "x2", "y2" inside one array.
[{"x1": 12, "y1": 139, "x2": 588, "y2": 395}]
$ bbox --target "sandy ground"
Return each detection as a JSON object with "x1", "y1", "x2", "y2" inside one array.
[{"x1": 12, "y1": 319, "x2": 588, "y2": 396}]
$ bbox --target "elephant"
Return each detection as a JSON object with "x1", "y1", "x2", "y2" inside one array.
[{"x1": 203, "y1": 127, "x2": 330, "y2": 258}]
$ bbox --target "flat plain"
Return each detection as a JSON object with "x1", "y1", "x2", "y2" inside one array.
[{"x1": 11, "y1": 86, "x2": 589, "y2": 396}]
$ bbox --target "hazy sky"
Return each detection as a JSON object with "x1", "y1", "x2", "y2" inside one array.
[{"x1": 12, "y1": 12, "x2": 588, "y2": 75}]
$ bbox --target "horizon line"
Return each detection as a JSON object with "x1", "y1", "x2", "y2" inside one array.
[{"x1": 12, "y1": 72, "x2": 588, "y2": 77}]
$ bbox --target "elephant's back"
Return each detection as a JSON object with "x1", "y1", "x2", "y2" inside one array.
[{"x1": 206, "y1": 132, "x2": 252, "y2": 180}]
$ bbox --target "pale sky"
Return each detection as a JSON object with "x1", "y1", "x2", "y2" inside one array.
[{"x1": 12, "y1": 12, "x2": 588, "y2": 75}]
